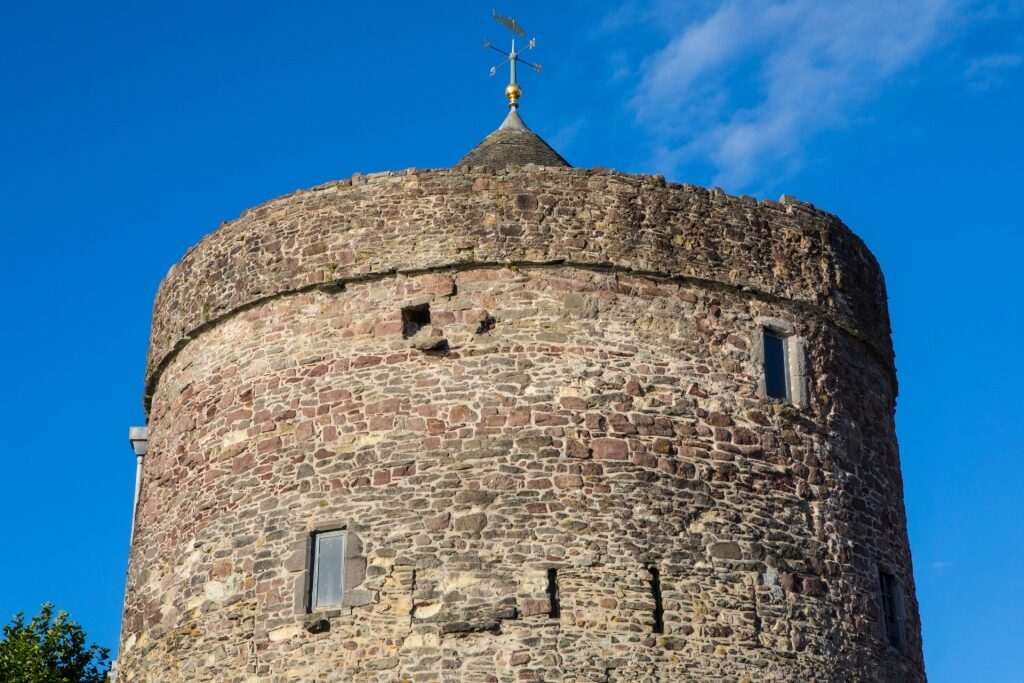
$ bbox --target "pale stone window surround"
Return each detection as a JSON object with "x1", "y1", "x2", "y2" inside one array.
[
  {"x1": 754, "y1": 317, "x2": 807, "y2": 408},
  {"x1": 288, "y1": 521, "x2": 369, "y2": 615}
]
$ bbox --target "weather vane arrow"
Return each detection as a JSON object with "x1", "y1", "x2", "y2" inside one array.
[{"x1": 484, "y1": 9, "x2": 541, "y2": 109}]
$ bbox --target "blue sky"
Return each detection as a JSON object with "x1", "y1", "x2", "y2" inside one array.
[{"x1": 0, "y1": 1, "x2": 1021, "y2": 679}]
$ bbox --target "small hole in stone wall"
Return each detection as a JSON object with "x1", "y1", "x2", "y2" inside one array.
[
  {"x1": 402, "y1": 304, "x2": 431, "y2": 338},
  {"x1": 475, "y1": 314, "x2": 496, "y2": 335},
  {"x1": 649, "y1": 567, "x2": 664, "y2": 634},
  {"x1": 547, "y1": 568, "x2": 560, "y2": 619}
]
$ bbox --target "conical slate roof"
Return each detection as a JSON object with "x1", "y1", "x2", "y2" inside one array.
[{"x1": 457, "y1": 110, "x2": 569, "y2": 169}]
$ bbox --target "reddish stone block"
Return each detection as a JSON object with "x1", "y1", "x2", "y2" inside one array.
[
  {"x1": 352, "y1": 355, "x2": 382, "y2": 369},
  {"x1": 231, "y1": 452, "x2": 254, "y2": 474},
  {"x1": 746, "y1": 410, "x2": 771, "y2": 426},
  {"x1": 534, "y1": 412, "x2": 569, "y2": 426},
  {"x1": 518, "y1": 598, "x2": 550, "y2": 617},
  {"x1": 393, "y1": 464, "x2": 416, "y2": 478},
  {"x1": 632, "y1": 453, "x2": 657, "y2": 468},
  {"x1": 553, "y1": 474, "x2": 583, "y2": 488},
  {"x1": 211, "y1": 559, "x2": 233, "y2": 578},
  {"x1": 482, "y1": 473, "x2": 516, "y2": 489},
  {"x1": 507, "y1": 408, "x2": 531, "y2": 427},
  {"x1": 449, "y1": 405, "x2": 477, "y2": 424},
  {"x1": 565, "y1": 438, "x2": 591, "y2": 459},
  {"x1": 733, "y1": 427, "x2": 759, "y2": 445},
  {"x1": 592, "y1": 438, "x2": 628, "y2": 460},
  {"x1": 608, "y1": 414, "x2": 638, "y2": 434},
  {"x1": 374, "y1": 320, "x2": 403, "y2": 336},
  {"x1": 726, "y1": 334, "x2": 747, "y2": 350},
  {"x1": 368, "y1": 416, "x2": 394, "y2": 431},
  {"x1": 707, "y1": 412, "x2": 733, "y2": 427},
  {"x1": 423, "y1": 512, "x2": 450, "y2": 531},
  {"x1": 295, "y1": 422, "x2": 315, "y2": 440},
  {"x1": 559, "y1": 397, "x2": 588, "y2": 410},
  {"x1": 256, "y1": 437, "x2": 281, "y2": 454}
]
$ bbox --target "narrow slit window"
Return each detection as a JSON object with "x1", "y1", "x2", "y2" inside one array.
[
  {"x1": 546, "y1": 568, "x2": 560, "y2": 619},
  {"x1": 879, "y1": 569, "x2": 903, "y2": 650},
  {"x1": 763, "y1": 330, "x2": 790, "y2": 400},
  {"x1": 649, "y1": 567, "x2": 665, "y2": 634},
  {"x1": 310, "y1": 530, "x2": 346, "y2": 610}
]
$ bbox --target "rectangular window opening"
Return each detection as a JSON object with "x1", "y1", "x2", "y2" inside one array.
[
  {"x1": 879, "y1": 568, "x2": 903, "y2": 650},
  {"x1": 649, "y1": 566, "x2": 665, "y2": 634},
  {"x1": 546, "y1": 568, "x2": 561, "y2": 619},
  {"x1": 310, "y1": 530, "x2": 346, "y2": 611},
  {"x1": 402, "y1": 304, "x2": 431, "y2": 338},
  {"x1": 763, "y1": 330, "x2": 791, "y2": 401}
]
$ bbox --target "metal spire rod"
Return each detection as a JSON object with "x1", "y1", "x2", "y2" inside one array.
[{"x1": 485, "y1": 10, "x2": 542, "y2": 109}]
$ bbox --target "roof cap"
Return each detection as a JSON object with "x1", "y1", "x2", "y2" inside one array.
[{"x1": 457, "y1": 110, "x2": 569, "y2": 169}]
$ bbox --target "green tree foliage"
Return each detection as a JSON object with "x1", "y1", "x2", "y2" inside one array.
[{"x1": 0, "y1": 603, "x2": 109, "y2": 683}]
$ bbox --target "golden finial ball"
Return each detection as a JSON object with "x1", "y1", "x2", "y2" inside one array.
[{"x1": 505, "y1": 83, "x2": 522, "y2": 104}]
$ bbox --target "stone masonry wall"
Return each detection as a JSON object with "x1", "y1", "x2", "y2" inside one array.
[
  {"x1": 143, "y1": 167, "x2": 893, "y2": 409},
  {"x1": 119, "y1": 167, "x2": 923, "y2": 682}
]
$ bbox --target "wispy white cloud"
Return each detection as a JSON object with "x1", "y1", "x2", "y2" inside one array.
[
  {"x1": 964, "y1": 52, "x2": 1023, "y2": 89},
  {"x1": 628, "y1": 0, "x2": 960, "y2": 190}
]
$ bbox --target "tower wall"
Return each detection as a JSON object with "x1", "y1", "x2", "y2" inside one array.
[{"x1": 119, "y1": 167, "x2": 923, "y2": 681}]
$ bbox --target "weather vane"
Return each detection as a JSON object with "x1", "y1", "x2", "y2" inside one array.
[{"x1": 484, "y1": 10, "x2": 541, "y2": 110}]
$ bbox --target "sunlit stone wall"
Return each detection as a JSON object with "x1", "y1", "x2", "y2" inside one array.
[{"x1": 118, "y1": 167, "x2": 923, "y2": 682}]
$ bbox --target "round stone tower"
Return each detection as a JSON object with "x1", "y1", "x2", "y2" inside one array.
[{"x1": 117, "y1": 105, "x2": 924, "y2": 682}]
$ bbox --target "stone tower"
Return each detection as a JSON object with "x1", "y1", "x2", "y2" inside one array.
[{"x1": 116, "y1": 79, "x2": 924, "y2": 681}]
